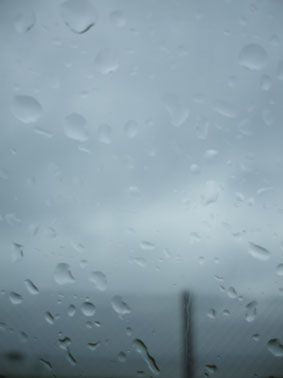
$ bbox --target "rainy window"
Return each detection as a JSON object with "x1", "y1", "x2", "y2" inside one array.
[{"x1": 1, "y1": 1, "x2": 283, "y2": 377}]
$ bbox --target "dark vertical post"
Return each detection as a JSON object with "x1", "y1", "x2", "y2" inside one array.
[{"x1": 182, "y1": 291, "x2": 193, "y2": 378}]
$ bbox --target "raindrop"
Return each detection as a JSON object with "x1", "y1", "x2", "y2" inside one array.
[
  {"x1": 205, "y1": 364, "x2": 217, "y2": 376},
  {"x1": 130, "y1": 257, "x2": 146, "y2": 267},
  {"x1": 239, "y1": 44, "x2": 267, "y2": 71},
  {"x1": 112, "y1": 295, "x2": 131, "y2": 317},
  {"x1": 207, "y1": 309, "x2": 216, "y2": 319},
  {"x1": 95, "y1": 49, "x2": 119, "y2": 74},
  {"x1": 118, "y1": 351, "x2": 127, "y2": 362},
  {"x1": 252, "y1": 334, "x2": 260, "y2": 342},
  {"x1": 163, "y1": 93, "x2": 189, "y2": 127},
  {"x1": 213, "y1": 100, "x2": 236, "y2": 118},
  {"x1": 45, "y1": 312, "x2": 55, "y2": 325},
  {"x1": 140, "y1": 241, "x2": 155, "y2": 250},
  {"x1": 24, "y1": 279, "x2": 39, "y2": 295},
  {"x1": 267, "y1": 338, "x2": 283, "y2": 357},
  {"x1": 80, "y1": 259, "x2": 88, "y2": 269},
  {"x1": 98, "y1": 123, "x2": 112, "y2": 144},
  {"x1": 64, "y1": 113, "x2": 88, "y2": 142},
  {"x1": 204, "y1": 149, "x2": 219, "y2": 160},
  {"x1": 14, "y1": 9, "x2": 36, "y2": 33},
  {"x1": 201, "y1": 180, "x2": 220, "y2": 205},
  {"x1": 54, "y1": 263, "x2": 75, "y2": 285},
  {"x1": 89, "y1": 271, "x2": 107, "y2": 291},
  {"x1": 195, "y1": 116, "x2": 209, "y2": 139},
  {"x1": 110, "y1": 10, "x2": 126, "y2": 28},
  {"x1": 34, "y1": 126, "x2": 53, "y2": 138},
  {"x1": 66, "y1": 350, "x2": 77, "y2": 366},
  {"x1": 124, "y1": 120, "x2": 138, "y2": 139},
  {"x1": 276, "y1": 263, "x2": 283, "y2": 276},
  {"x1": 40, "y1": 358, "x2": 53, "y2": 371},
  {"x1": 126, "y1": 327, "x2": 133, "y2": 336},
  {"x1": 227, "y1": 287, "x2": 237, "y2": 299},
  {"x1": 248, "y1": 242, "x2": 270, "y2": 261},
  {"x1": 68, "y1": 304, "x2": 76, "y2": 317},
  {"x1": 277, "y1": 61, "x2": 283, "y2": 80},
  {"x1": 9, "y1": 292, "x2": 23, "y2": 305},
  {"x1": 19, "y1": 331, "x2": 28, "y2": 343},
  {"x1": 260, "y1": 74, "x2": 272, "y2": 91},
  {"x1": 61, "y1": 0, "x2": 97, "y2": 34},
  {"x1": 81, "y1": 300, "x2": 96, "y2": 316},
  {"x1": 128, "y1": 186, "x2": 142, "y2": 198},
  {"x1": 190, "y1": 163, "x2": 200, "y2": 174},
  {"x1": 88, "y1": 341, "x2": 101, "y2": 351},
  {"x1": 245, "y1": 301, "x2": 257, "y2": 322},
  {"x1": 12, "y1": 243, "x2": 24, "y2": 263},
  {"x1": 58, "y1": 336, "x2": 71, "y2": 351},
  {"x1": 133, "y1": 339, "x2": 160, "y2": 375},
  {"x1": 11, "y1": 95, "x2": 42, "y2": 124},
  {"x1": 95, "y1": 321, "x2": 101, "y2": 327},
  {"x1": 223, "y1": 309, "x2": 231, "y2": 317}
]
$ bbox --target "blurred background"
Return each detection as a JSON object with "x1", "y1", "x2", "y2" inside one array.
[{"x1": 0, "y1": 0, "x2": 283, "y2": 376}]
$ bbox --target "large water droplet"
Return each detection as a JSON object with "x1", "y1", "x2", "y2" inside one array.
[
  {"x1": 14, "y1": 9, "x2": 36, "y2": 33},
  {"x1": 61, "y1": 0, "x2": 97, "y2": 34},
  {"x1": 267, "y1": 338, "x2": 283, "y2": 357},
  {"x1": 9, "y1": 292, "x2": 23, "y2": 305},
  {"x1": 239, "y1": 44, "x2": 267, "y2": 71},
  {"x1": 89, "y1": 271, "x2": 107, "y2": 291},
  {"x1": 248, "y1": 242, "x2": 270, "y2": 261},
  {"x1": 112, "y1": 295, "x2": 131, "y2": 317},
  {"x1": 245, "y1": 301, "x2": 257, "y2": 322},
  {"x1": 54, "y1": 263, "x2": 75, "y2": 285},
  {"x1": 98, "y1": 123, "x2": 112, "y2": 144},
  {"x1": 163, "y1": 93, "x2": 189, "y2": 127},
  {"x1": 64, "y1": 113, "x2": 88, "y2": 142},
  {"x1": 124, "y1": 120, "x2": 138, "y2": 139},
  {"x1": 81, "y1": 300, "x2": 96, "y2": 316},
  {"x1": 24, "y1": 279, "x2": 39, "y2": 295},
  {"x1": 276, "y1": 263, "x2": 283, "y2": 276},
  {"x1": 95, "y1": 49, "x2": 119, "y2": 74},
  {"x1": 12, "y1": 243, "x2": 24, "y2": 263},
  {"x1": 11, "y1": 95, "x2": 42, "y2": 124},
  {"x1": 133, "y1": 339, "x2": 160, "y2": 375}
]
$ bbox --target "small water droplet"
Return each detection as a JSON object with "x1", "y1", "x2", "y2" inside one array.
[
  {"x1": 34, "y1": 126, "x2": 53, "y2": 138},
  {"x1": 276, "y1": 263, "x2": 283, "y2": 276},
  {"x1": 12, "y1": 243, "x2": 24, "y2": 263},
  {"x1": 89, "y1": 271, "x2": 107, "y2": 291},
  {"x1": 98, "y1": 123, "x2": 112, "y2": 144},
  {"x1": 110, "y1": 10, "x2": 126, "y2": 28},
  {"x1": 67, "y1": 304, "x2": 76, "y2": 317},
  {"x1": 9, "y1": 292, "x2": 23, "y2": 305},
  {"x1": 213, "y1": 100, "x2": 236, "y2": 118},
  {"x1": 124, "y1": 120, "x2": 138, "y2": 139},
  {"x1": 58, "y1": 336, "x2": 71, "y2": 351},
  {"x1": 112, "y1": 295, "x2": 131, "y2": 317},
  {"x1": 88, "y1": 341, "x2": 101, "y2": 351},
  {"x1": 260, "y1": 74, "x2": 272, "y2": 91},
  {"x1": 61, "y1": 0, "x2": 97, "y2": 34},
  {"x1": 11, "y1": 95, "x2": 42, "y2": 124},
  {"x1": 66, "y1": 350, "x2": 77, "y2": 366},
  {"x1": 54, "y1": 263, "x2": 75, "y2": 285},
  {"x1": 190, "y1": 163, "x2": 200, "y2": 174},
  {"x1": 24, "y1": 279, "x2": 39, "y2": 295},
  {"x1": 126, "y1": 327, "x2": 133, "y2": 336},
  {"x1": 277, "y1": 60, "x2": 283, "y2": 80},
  {"x1": 267, "y1": 338, "x2": 283, "y2": 357},
  {"x1": 140, "y1": 241, "x2": 155, "y2": 251},
  {"x1": 248, "y1": 242, "x2": 270, "y2": 261},
  {"x1": 14, "y1": 9, "x2": 35, "y2": 33},
  {"x1": 245, "y1": 301, "x2": 257, "y2": 322},
  {"x1": 252, "y1": 334, "x2": 260, "y2": 342},
  {"x1": 239, "y1": 44, "x2": 267, "y2": 71},
  {"x1": 45, "y1": 312, "x2": 55, "y2": 325},
  {"x1": 205, "y1": 364, "x2": 217, "y2": 376},
  {"x1": 207, "y1": 309, "x2": 216, "y2": 319},
  {"x1": 81, "y1": 300, "x2": 96, "y2": 316},
  {"x1": 204, "y1": 149, "x2": 219, "y2": 160},
  {"x1": 95, "y1": 49, "x2": 119, "y2": 74},
  {"x1": 163, "y1": 93, "x2": 189, "y2": 127},
  {"x1": 64, "y1": 113, "x2": 88, "y2": 142},
  {"x1": 227, "y1": 287, "x2": 237, "y2": 299},
  {"x1": 40, "y1": 358, "x2": 53, "y2": 371},
  {"x1": 201, "y1": 180, "x2": 220, "y2": 205},
  {"x1": 133, "y1": 339, "x2": 160, "y2": 375},
  {"x1": 118, "y1": 351, "x2": 127, "y2": 362},
  {"x1": 222, "y1": 309, "x2": 231, "y2": 317}
]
